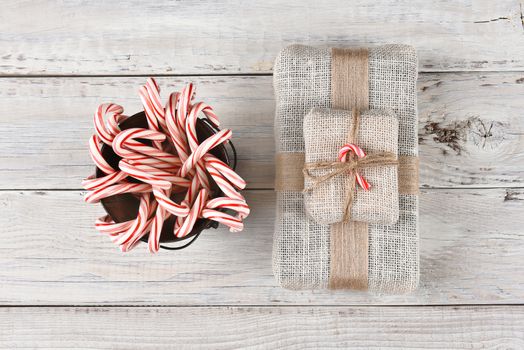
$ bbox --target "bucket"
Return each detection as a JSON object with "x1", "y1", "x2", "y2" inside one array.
[{"x1": 95, "y1": 111, "x2": 237, "y2": 250}]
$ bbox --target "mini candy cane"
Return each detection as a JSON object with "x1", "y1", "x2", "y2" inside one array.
[
  {"x1": 83, "y1": 78, "x2": 250, "y2": 253},
  {"x1": 93, "y1": 103, "x2": 125, "y2": 145},
  {"x1": 201, "y1": 197, "x2": 250, "y2": 232},
  {"x1": 338, "y1": 143, "x2": 371, "y2": 191},
  {"x1": 174, "y1": 188, "x2": 209, "y2": 238}
]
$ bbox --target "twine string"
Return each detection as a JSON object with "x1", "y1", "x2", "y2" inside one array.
[{"x1": 303, "y1": 108, "x2": 398, "y2": 222}]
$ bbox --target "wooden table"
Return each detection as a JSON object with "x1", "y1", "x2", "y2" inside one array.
[{"x1": 1, "y1": 1, "x2": 523, "y2": 348}]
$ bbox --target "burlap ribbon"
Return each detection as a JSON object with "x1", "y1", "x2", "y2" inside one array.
[
  {"x1": 276, "y1": 154, "x2": 418, "y2": 195},
  {"x1": 303, "y1": 108, "x2": 399, "y2": 222},
  {"x1": 328, "y1": 47, "x2": 371, "y2": 290}
]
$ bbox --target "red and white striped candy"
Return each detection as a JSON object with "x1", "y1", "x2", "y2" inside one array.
[
  {"x1": 338, "y1": 143, "x2": 366, "y2": 160},
  {"x1": 179, "y1": 129, "x2": 232, "y2": 178},
  {"x1": 83, "y1": 78, "x2": 250, "y2": 252},
  {"x1": 93, "y1": 103, "x2": 125, "y2": 146},
  {"x1": 338, "y1": 143, "x2": 371, "y2": 191},
  {"x1": 84, "y1": 182, "x2": 151, "y2": 204},
  {"x1": 175, "y1": 188, "x2": 208, "y2": 238}
]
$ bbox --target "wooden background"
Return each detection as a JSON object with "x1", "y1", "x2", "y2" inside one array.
[{"x1": 1, "y1": 0, "x2": 524, "y2": 348}]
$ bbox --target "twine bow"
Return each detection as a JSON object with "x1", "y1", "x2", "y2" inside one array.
[{"x1": 303, "y1": 108, "x2": 398, "y2": 222}]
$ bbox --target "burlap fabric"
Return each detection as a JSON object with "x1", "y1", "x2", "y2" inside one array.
[
  {"x1": 273, "y1": 44, "x2": 419, "y2": 293},
  {"x1": 303, "y1": 107, "x2": 399, "y2": 225}
]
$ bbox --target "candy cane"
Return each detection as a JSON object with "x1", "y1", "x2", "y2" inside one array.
[
  {"x1": 165, "y1": 85, "x2": 199, "y2": 234},
  {"x1": 113, "y1": 194, "x2": 155, "y2": 246},
  {"x1": 93, "y1": 103, "x2": 125, "y2": 145},
  {"x1": 201, "y1": 209, "x2": 244, "y2": 232},
  {"x1": 179, "y1": 129, "x2": 232, "y2": 178},
  {"x1": 112, "y1": 128, "x2": 179, "y2": 165},
  {"x1": 338, "y1": 143, "x2": 366, "y2": 160},
  {"x1": 85, "y1": 182, "x2": 151, "y2": 203},
  {"x1": 175, "y1": 188, "x2": 208, "y2": 238},
  {"x1": 203, "y1": 197, "x2": 250, "y2": 231},
  {"x1": 83, "y1": 78, "x2": 250, "y2": 252},
  {"x1": 165, "y1": 92, "x2": 190, "y2": 160},
  {"x1": 338, "y1": 143, "x2": 371, "y2": 191},
  {"x1": 87, "y1": 135, "x2": 116, "y2": 175},
  {"x1": 174, "y1": 87, "x2": 248, "y2": 234},
  {"x1": 82, "y1": 171, "x2": 127, "y2": 191},
  {"x1": 177, "y1": 83, "x2": 194, "y2": 128},
  {"x1": 95, "y1": 215, "x2": 133, "y2": 236},
  {"x1": 148, "y1": 203, "x2": 167, "y2": 253},
  {"x1": 184, "y1": 102, "x2": 212, "y2": 190}
]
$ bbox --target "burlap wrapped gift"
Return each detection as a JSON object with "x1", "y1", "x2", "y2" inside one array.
[
  {"x1": 273, "y1": 44, "x2": 419, "y2": 293},
  {"x1": 303, "y1": 107, "x2": 399, "y2": 225}
]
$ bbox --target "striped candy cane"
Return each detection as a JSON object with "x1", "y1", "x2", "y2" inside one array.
[
  {"x1": 93, "y1": 103, "x2": 126, "y2": 145},
  {"x1": 83, "y1": 78, "x2": 250, "y2": 253},
  {"x1": 174, "y1": 188, "x2": 209, "y2": 238},
  {"x1": 338, "y1": 143, "x2": 371, "y2": 191}
]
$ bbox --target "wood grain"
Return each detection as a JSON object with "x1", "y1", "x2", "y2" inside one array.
[
  {"x1": 0, "y1": 306, "x2": 523, "y2": 349},
  {"x1": 0, "y1": 74, "x2": 522, "y2": 190},
  {"x1": 1, "y1": 1, "x2": 524, "y2": 75},
  {"x1": 0, "y1": 188, "x2": 522, "y2": 305},
  {"x1": 1, "y1": 2, "x2": 523, "y2": 346}
]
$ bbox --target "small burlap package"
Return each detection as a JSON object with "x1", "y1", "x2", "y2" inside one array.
[
  {"x1": 273, "y1": 44, "x2": 419, "y2": 293},
  {"x1": 303, "y1": 107, "x2": 399, "y2": 225}
]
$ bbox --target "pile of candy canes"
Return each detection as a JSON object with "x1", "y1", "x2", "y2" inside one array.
[{"x1": 82, "y1": 78, "x2": 249, "y2": 253}]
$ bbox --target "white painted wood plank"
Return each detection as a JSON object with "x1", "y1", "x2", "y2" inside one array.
[
  {"x1": 0, "y1": 188, "x2": 522, "y2": 305},
  {"x1": 418, "y1": 73, "x2": 524, "y2": 188},
  {"x1": 0, "y1": 306, "x2": 522, "y2": 349},
  {"x1": 0, "y1": 74, "x2": 522, "y2": 189},
  {"x1": 1, "y1": 1, "x2": 523, "y2": 74},
  {"x1": 0, "y1": 76, "x2": 274, "y2": 189}
]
